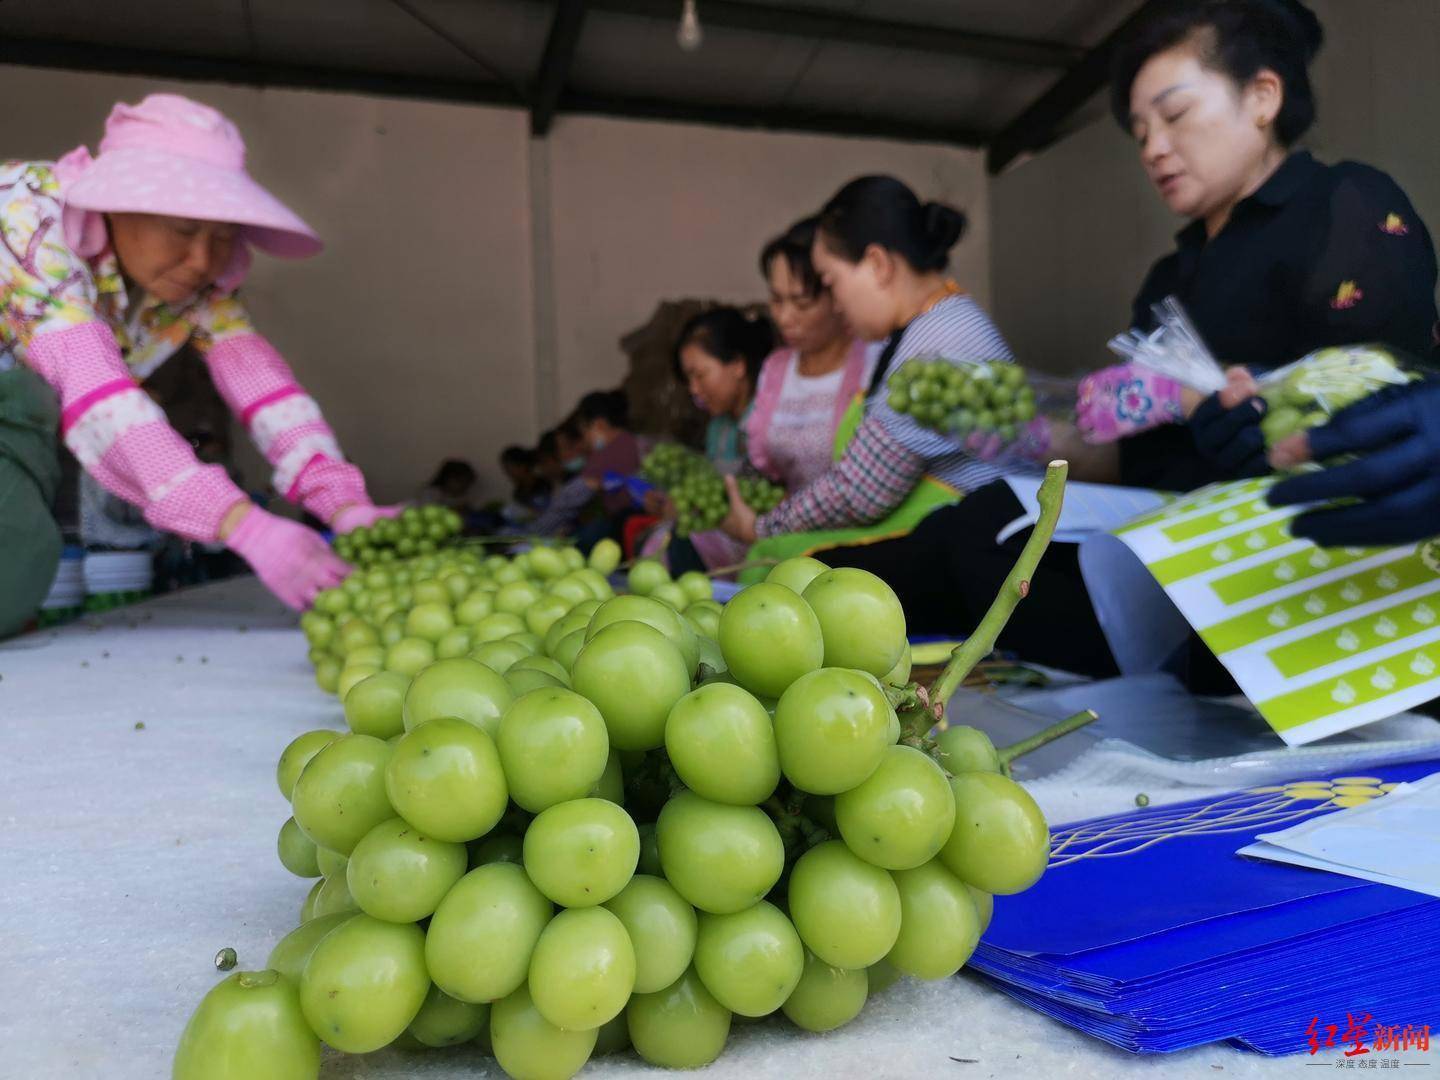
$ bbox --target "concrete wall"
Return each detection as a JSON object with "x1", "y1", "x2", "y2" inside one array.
[
  {"x1": 990, "y1": 0, "x2": 1440, "y2": 375},
  {"x1": 543, "y1": 116, "x2": 990, "y2": 411},
  {"x1": 0, "y1": 64, "x2": 986, "y2": 505}
]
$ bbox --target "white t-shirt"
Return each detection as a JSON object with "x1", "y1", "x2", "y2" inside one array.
[{"x1": 764, "y1": 357, "x2": 849, "y2": 490}]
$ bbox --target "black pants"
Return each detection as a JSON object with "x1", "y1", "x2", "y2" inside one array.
[{"x1": 821, "y1": 482, "x2": 1119, "y2": 678}]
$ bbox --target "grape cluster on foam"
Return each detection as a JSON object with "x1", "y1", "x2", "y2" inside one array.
[{"x1": 173, "y1": 543, "x2": 1051, "y2": 1080}]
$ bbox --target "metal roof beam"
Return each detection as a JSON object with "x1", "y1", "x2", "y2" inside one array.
[
  {"x1": 559, "y1": 90, "x2": 989, "y2": 147},
  {"x1": 588, "y1": 0, "x2": 1083, "y2": 68},
  {"x1": 532, "y1": 0, "x2": 589, "y2": 136},
  {"x1": 0, "y1": 37, "x2": 524, "y2": 108},
  {"x1": 986, "y1": 0, "x2": 1163, "y2": 174}
]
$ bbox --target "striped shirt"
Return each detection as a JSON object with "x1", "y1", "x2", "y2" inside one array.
[{"x1": 756, "y1": 293, "x2": 1038, "y2": 537}]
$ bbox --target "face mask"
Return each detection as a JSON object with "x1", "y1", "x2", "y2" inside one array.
[{"x1": 564, "y1": 455, "x2": 586, "y2": 473}]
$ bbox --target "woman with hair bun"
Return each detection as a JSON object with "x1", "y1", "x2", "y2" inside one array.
[{"x1": 720, "y1": 175, "x2": 1036, "y2": 559}]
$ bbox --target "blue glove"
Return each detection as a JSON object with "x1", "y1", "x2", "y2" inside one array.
[
  {"x1": 1189, "y1": 387, "x2": 1269, "y2": 478},
  {"x1": 1266, "y1": 379, "x2": 1440, "y2": 547}
]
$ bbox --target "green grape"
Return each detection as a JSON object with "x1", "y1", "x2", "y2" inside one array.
[
  {"x1": 290, "y1": 734, "x2": 394, "y2": 856},
  {"x1": 693, "y1": 901, "x2": 804, "y2": 1017},
  {"x1": 404, "y1": 602, "x2": 455, "y2": 644},
  {"x1": 470, "y1": 831, "x2": 524, "y2": 868},
  {"x1": 677, "y1": 570, "x2": 713, "y2": 603},
  {"x1": 299, "y1": 915, "x2": 429, "y2": 1053},
  {"x1": 626, "y1": 966, "x2": 731, "y2": 1068},
  {"x1": 311, "y1": 872, "x2": 359, "y2": 919},
  {"x1": 571, "y1": 622, "x2": 691, "y2": 751},
  {"x1": 968, "y1": 885, "x2": 994, "y2": 934},
  {"x1": 337, "y1": 663, "x2": 382, "y2": 703},
  {"x1": 386, "y1": 717, "x2": 508, "y2": 843},
  {"x1": 457, "y1": 593, "x2": 498, "y2": 624},
  {"x1": 866, "y1": 958, "x2": 903, "y2": 995},
  {"x1": 507, "y1": 666, "x2": 564, "y2": 696},
  {"x1": 384, "y1": 637, "x2": 436, "y2": 677},
  {"x1": 529, "y1": 906, "x2": 637, "y2": 1031},
  {"x1": 401, "y1": 657, "x2": 513, "y2": 736},
  {"x1": 315, "y1": 846, "x2": 347, "y2": 880},
  {"x1": 590, "y1": 750, "x2": 624, "y2": 804},
  {"x1": 172, "y1": 970, "x2": 319, "y2": 1080},
  {"x1": 835, "y1": 744, "x2": 956, "y2": 870},
  {"x1": 434, "y1": 627, "x2": 474, "y2": 660},
  {"x1": 343, "y1": 671, "x2": 410, "y2": 740},
  {"x1": 786, "y1": 840, "x2": 901, "y2": 969},
  {"x1": 682, "y1": 599, "x2": 723, "y2": 640},
  {"x1": 470, "y1": 639, "x2": 531, "y2": 675},
  {"x1": 586, "y1": 594, "x2": 700, "y2": 674},
  {"x1": 772, "y1": 668, "x2": 894, "y2": 795},
  {"x1": 523, "y1": 797, "x2": 639, "y2": 907},
  {"x1": 637, "y1": 823, "x2": 662, "y2": 877},
  {"x1": 656, "y1": 791, "x2": 783, "y2": 914},
  {"x1": 664, "y1": 683, "x2": 780, "y2": 805},
  {"x1": 490, "y1": 982, "x2": 598, "y2": 1080},
  {"x1": 524, "y1": 594, "x2": 572, "y2": 638},
  {"x1": 940, "y1": 771, "x2": 1049, "y2": 894},
  {"x1": 764, "y1": 556, "x2": 829, "y2": 596},
  {"x1": 627, "y1": 558, "x2": 671, "y2": 596},
  {"x1": 717, "y1": 582, "x2": 825, "y2": 698},
  {"x1": 278, "y1": 816, "x2": 321, "y2": 878},
  {"x1": 426, "y1": 863, "x2": 553, "y2": 1003},
  {"x1": 496, "y1": 581, "x2": 543, "y2": 616},
  {"x1": 299, "y1": 878, "x2": 323, "y2": 923},
  {"x1": 802, "y1": 568, "x2": 906, "y2": 679},
  {"x1": 886, "y1": 859, "x2": 981, "y2": 979},
  {"x1": 592, "y1": 1012, "x2": 631, "y2": 1055},
  {"x1": 551, "y1": 629, "x2": 588, "y2": 673},
  {"x1": 314, "y1": 657, "x2": 342, "y2": 695},
  {"x1": 266, "y1": 912, "x2": 353, "y2": 984},
  {"x1": 528, "y1": 546, "x2": 567, "y2": 580},
  {"x1": 782, "y1": 952, "x2": 868, "y2": 1032},
  {"x1": 589, "y1": 538, "x2": 622, "y2": 574},
  {"x1": 346, "y1": 817, "x2": 467, "y2": 923},
  {"x1": 497, "y1": 688, "x2": 609, "y2": 812},
  {"x1": 466, "y1": 609, "x2": 519, "y2": 641},
  {"x1": 604, "y1": 874, "x2": 698, "y2": 994},
  {"x1": 934, "y1": 724, "x2": 1002, "y2": 774}
]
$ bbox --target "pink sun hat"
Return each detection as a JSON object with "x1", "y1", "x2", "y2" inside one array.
[{"x1": 56, "y1": 93, "x2": 322, "y2": 280}]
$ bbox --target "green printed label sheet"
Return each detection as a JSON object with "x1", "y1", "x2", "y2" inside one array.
[{"x1": 1111, "y1": 477, "x2": 1440, "y2": 745}]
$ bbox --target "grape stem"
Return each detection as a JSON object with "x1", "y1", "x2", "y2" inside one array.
[
  {"x1": 997, "y1": 709, "x2": 1099, "y2": 767},
  {"x1": 929, "y1": 460, "x2": 1068, "y2": 707}
]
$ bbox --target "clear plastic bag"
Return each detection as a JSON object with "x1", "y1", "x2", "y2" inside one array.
[
  {"x1": 1110, "y1": 296, "x2": 1419, "y2": 444},
  {"x1": 884, "y1": 354, "x2": 1074, "y2": 464}
]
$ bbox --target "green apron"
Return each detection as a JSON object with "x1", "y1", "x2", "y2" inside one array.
[
  {"x1": 740, "y1": 392, "x2": 959, "y2": 583},
  {"x1": 0, "y1": 365, "x2": 62, "y2": 637}
]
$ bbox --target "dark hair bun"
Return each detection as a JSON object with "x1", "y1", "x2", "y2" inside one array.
[
  {"x1": 1272, "y1": 0, "x2": 1324, "y2": 62},
  {"x1": 922, "y1": 202, "x2": 967, "y2": 257}
]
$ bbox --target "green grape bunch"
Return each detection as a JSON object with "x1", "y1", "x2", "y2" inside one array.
[
  {"x1": 642, "y1": 445, "x2": 784, "y2": 537},
  {"x1": 333, "y1": 505, "x2": 464, "y2": 568},
  {"x1": 886, "y1": 357, "x2": 1037, "y2": 446}
]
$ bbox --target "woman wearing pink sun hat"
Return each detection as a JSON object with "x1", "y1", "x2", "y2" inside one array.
[{"x1": 0, "y1": 93, "x2": 395, "y2": 630}]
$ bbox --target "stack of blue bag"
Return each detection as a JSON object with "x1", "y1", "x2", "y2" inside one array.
[{"x1": 968, "y1": 759, "x2": 1440, "y2": 1055}]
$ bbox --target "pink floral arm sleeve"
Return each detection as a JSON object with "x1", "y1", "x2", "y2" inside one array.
[
  {"x1": 192, "y1": 296, "x2": 370, "y2": 524},
  {"x1": 0, "y1": 162, "x2": 244, "y2": 541}
]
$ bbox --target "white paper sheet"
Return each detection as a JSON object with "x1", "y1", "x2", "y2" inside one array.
[
  {"x1": 1237, "y1": 770, "x2": 1440, "y2": 898},
  {"x1": 998, "y1": 479, "x2": 1167, "y2": 544}
]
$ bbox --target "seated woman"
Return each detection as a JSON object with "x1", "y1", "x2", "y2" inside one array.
[
  {"x1": 721, "y1": 175, "x2": 1037, "y2": 562},
  {"x1": 642, "y1": 306, "x2": 776, "y2": 571},
  {"x1": 530, "y1": 390, "x2": 648, "y2": 551},
  {"x1": 749, "y1": 216, "x2": 879, "y2": 490},
  {"x1": 822, "y1": 0, "x2": 1439, "y2": 680}
]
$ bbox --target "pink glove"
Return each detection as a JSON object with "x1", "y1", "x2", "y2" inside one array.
[
  {"x1": 1076, "y1": 363, "x2": 1184, "y2": 444},
  {"x1": 332, "y1": 503, "x2": 403, "y2": 535},
  {"x1": 226, "y1": 508, "x2": 351, "y2": 610}
]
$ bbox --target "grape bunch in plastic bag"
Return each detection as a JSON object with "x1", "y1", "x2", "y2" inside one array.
[
  {"x1": 886, "y1": 357, "x2": 1037, "y2": 444},
  {"x1": 642, "y1": 445, "x2": 784, "y2": 537}
]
